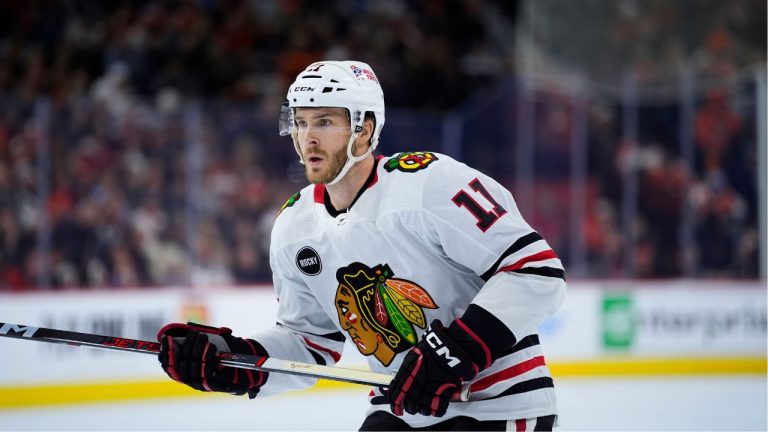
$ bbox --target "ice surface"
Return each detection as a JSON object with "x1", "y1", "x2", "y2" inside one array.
[{"x1": 0, "y1": 376, "x2": 765, "y2": 431}]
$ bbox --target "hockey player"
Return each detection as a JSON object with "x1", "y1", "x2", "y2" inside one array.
[{"x1": 157, "y1": 60, "x2": 565, "y2": 431}]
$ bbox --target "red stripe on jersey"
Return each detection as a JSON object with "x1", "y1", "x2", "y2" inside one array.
[
  {"x1": 516, "y1": 418, "x2": 527, "y2": 431},
  {"x1": 496, "y1": 250, "x2": 558, "y2": 274},
  {"x1": 470, "y1": 356, "x2": 547, "y2": 392},
  {"x1": 302, "y1": 336, "x2": 341, "y2": 363},
  {"x1": 313, "y1": 184, "x2": 326, "y2": 203}
]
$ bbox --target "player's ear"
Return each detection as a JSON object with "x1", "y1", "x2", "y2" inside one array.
[
  {"x1": 352, "y1": 120, "x2": 373, "y2": 157},
  {"x1": 356, "y1": 114, "x2": 375, "y2": 146}
]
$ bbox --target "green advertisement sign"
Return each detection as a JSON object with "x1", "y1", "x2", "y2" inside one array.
[{"x1": 601, "y1": 293, "x2": 635, "y2": 350}]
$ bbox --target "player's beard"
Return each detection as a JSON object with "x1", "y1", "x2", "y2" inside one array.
[{"x1": 304, "y1": 146, "x2": 348, "y2": 184}]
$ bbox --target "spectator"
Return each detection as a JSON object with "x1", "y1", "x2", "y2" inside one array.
[{"x1": 0, "y1": 0, "x2": 762, "y2": 289}]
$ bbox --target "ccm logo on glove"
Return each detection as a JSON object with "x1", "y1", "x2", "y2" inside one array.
[
  {"x1": 387, "y1": 319, "x2": 486, "y2": 417},
  {"x1": 425, "y1": 329, "x2": 461, "y2": 368}
]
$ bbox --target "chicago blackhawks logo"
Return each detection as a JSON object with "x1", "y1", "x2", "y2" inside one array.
[
  {"x1": 278, "y1": 191, "x2": 301, "y2": 215},
  {"x1": 384, "y1": 152, "x2": 438, "y2": 173},
  {"x1": 334, "y1": 262, "x2": 437, "y2": 366}
]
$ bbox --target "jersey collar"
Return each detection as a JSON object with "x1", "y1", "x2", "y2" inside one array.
[{"x1": 313, "y1": 155, "x2": 382, "y2": 217}]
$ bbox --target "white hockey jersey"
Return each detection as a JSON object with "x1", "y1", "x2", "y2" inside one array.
[{"x1": 255, "y1": 152, "x2": 566, "y2": 426}]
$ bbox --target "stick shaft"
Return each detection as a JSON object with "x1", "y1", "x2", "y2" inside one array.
[
  {"x1": 0, "y1": 322, "x2": 391, "y2": 387},
  {"x1": 0, "y1": 321, "x2": 471, "y2": 400}
]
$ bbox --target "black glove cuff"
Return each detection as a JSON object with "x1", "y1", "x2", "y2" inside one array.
[
  {"x1": 425, "y1": 320, "x2": 479, "y2": 381},
  {"x1": 449, "y1": 304, "x2": 517, "y2": 369}
]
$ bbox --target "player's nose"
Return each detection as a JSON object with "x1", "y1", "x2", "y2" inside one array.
[{"x1": 299, "y1": 124, "x2": 321, "y2": 143}]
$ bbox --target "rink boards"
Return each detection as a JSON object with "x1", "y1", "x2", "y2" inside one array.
[{"x1": 0, "y1": 281, "x2": 765, "y2": 408}]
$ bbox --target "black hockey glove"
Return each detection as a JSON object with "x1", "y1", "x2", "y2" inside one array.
[
  {"x1": 387, "y1": 319, "x2": 491, "y2": 417},
  {"x1": 157, "y1": 322, "x2": 268, "y2": 398}
]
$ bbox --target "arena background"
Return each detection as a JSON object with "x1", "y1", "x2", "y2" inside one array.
[{"x1": 0, "y1": 1, "x2": 765, "y2": 430}]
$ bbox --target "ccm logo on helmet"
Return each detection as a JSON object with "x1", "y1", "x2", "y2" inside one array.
[
  {"x1": 293, "y1": 86, "x2": 315, "y2": 92},
  {"x1": 425, "y1": 329, "x2": 461, "y2": 368}
]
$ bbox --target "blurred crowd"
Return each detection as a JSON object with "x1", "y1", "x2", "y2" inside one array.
[
  {"x1": 517, "y1": 0, "x2": 764, "y2": 278},
  {"x1": 520, "y1": 0, "x2": 766, "y2": 92},
  {"x1": 582, "y1": 83, "x2": 760, "y2": 279},
  {"x1": 0, "y1": 0, "x2": 520, "y2": 290},
  {"x1": 0, "y1": 0, "x2": 764, "y2": 290},
  {"x1": 0, "y1": 0, "x2": 518, "y2": 111}
]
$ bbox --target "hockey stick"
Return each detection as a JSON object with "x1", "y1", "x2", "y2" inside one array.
[
  {"x1": 0, "y1": 322, "x2": 470, "y2": 400},
  {"x1": 0, "y1": 321, "x2": 389, "y2": 386}
]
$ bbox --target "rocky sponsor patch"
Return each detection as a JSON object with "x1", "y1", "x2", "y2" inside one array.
[{"x1": 296, "y1": 246, "x2": 322, "y2": 276}]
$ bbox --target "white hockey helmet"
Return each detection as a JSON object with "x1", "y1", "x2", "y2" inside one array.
[{"x1": 279, "y1": 60, "x2": 385, "y2": 185}]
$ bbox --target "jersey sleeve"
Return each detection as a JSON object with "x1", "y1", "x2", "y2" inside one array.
[
  {"x1": 247, "y1": 236, "x2": 346, "y2": 397},
  {"x1": 412, "y1": 157, "x2": 565, "y2": 354}
]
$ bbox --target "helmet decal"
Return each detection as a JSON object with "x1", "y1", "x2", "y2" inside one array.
[{"x1": 349, "y1": 64, "x2": 379, "y2": 84}]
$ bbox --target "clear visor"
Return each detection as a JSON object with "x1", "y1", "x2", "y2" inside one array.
[
  {"x1": 278, "y1": 102, "x2": 293, "y2": 136},
  {"x1": 279, "y1": 103, "x2": 354, "y2": 137}
]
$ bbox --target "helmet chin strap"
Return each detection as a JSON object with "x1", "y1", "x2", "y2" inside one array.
[
  {"x1": 326, "y1": 133, "x2": 373, "y2": 186},
  {"x1": 291, "y1": 131, "x2": 373, "y2": 187}
]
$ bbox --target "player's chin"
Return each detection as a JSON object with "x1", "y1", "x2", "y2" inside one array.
[{"x1": 305, "y1": 169, "x2": 330, "y2": 184}]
